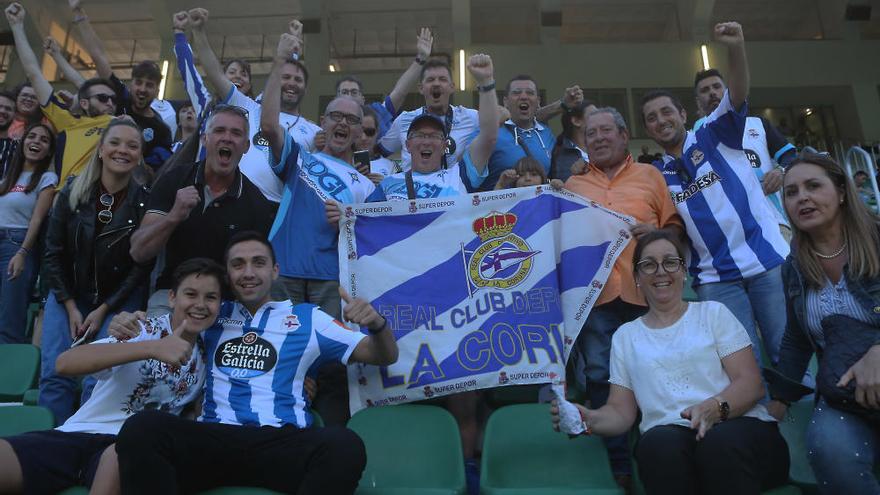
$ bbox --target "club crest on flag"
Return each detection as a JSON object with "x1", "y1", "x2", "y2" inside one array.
[{"x1": 462, "y1": 211, "x2": 540, "y2": 294}]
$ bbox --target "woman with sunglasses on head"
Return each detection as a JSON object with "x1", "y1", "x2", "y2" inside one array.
[
  {"x1": 551, "y1": 229, "x2": 790, "y2": 495},
  {"x1": 41, "y1": 117, "x2": 152, "y2": 425},
  {"x1": 0, "y1": 123, "x2": 56, "y2": 344},
  {"x1": 767, "y1": 152, "x2": 880, "y2": 494}
]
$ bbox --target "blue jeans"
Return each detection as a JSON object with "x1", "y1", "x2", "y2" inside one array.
[
  {"x1": 39, "y1": 291, "x2": 144, "y2": 425},
  {"x1": 807, "y1": 398, "x2": 879, "y2": 494},
  {"x1": 695, "y1": 265, "x2": 787, "y2": 366},
  {"x1": 0, "y1": 228, "x2": 38, "y2": 344},
  {"x1": 575, "y1": 298, "x2": 647, "y2": 475}
]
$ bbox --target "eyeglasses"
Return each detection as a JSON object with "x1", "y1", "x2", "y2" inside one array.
[
  {"x1": 339, "y1": 88, "x2": 362, "y2": 97},
  {"x1": 635, "y1": 257, "x2": 684, "y2": 275},
  {"x1": 363, "y1": 128, "x2": 377, "y2": 137},
  {"x1": 90, "y1": 93, "x2": 117, "y2": 104},
  {"x1": 408, "y1": 132, "x2": 444, "y2": 141},
  {"x1": 326, "y1": 111, "x2": 362, "y2": 126},
  {"x1": 98, "y1": 193, "x2": 114, "y2": 224}
]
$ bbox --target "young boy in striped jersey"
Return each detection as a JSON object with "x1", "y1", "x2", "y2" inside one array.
[{"x1": 113, "y1": 231, "x2": 398, "y2": 494}]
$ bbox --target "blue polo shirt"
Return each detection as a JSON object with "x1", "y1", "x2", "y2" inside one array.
[{"x1": 478, "y1": 119, "x2": 554, "y2": 191}]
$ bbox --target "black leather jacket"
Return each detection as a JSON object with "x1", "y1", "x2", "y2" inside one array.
[{"x1": 43, "y1": 179, "x2": 152, "y2": 310}]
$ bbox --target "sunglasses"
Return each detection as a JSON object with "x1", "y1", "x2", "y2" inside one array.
[
  {"x1": 98, "y1": 193, "x2": 114, "y2": 224},
  {"x1": 90, "y1": 93, "x2": 117, "y2": 104}
]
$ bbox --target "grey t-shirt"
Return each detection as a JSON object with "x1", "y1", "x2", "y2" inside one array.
[{"x1": 0, "y1": 171, "x2": 58, "y2": 229}]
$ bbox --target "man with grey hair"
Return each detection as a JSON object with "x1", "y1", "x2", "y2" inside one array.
[
  {"x1": 130, "y1": 104, "x2": 277, "y2": 316},
  {"x1": 565, "y1": 106, "x2": 683, "y2": 489}
]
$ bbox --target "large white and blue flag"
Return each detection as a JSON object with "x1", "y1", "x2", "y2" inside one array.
[{"x1": 339, "y1": 186, "x2": 633, "y2": 413}]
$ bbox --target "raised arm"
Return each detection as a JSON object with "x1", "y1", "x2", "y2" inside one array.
[
  {"x1": 188, "y1": 8, "x2": 234, "y2": 99},
  {"x1": 714, "y1": 21, "x2": 749, "y2": 110},
  {"x1": 536, "y1": 85, "x2": 583, "y2": 123},
  {"x1": 465, "y1": 54, "x2": 499, "y2": 173},
  {"x1": 385, "y1": 28, "x2": 433, "y2": 113},
  {"x1": 68, "y1": 0, "x2": 113, "y2": 80},
  {"x1": 44, "y1": 37, "x2": 86, "y2": 87},
  {"x1": 171, "y1": 11, "x2": 212, "y2": 120},
  {"x1": 4, "y1": 3, "x2": 53, "y2": 105},
  {"x1": 262, "y1": 28, "x2": 302, "y2": 163}
]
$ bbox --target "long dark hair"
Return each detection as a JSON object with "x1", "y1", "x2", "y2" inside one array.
[{"x1": 0, "y1": 123, "x2": 55, "y2": 196}]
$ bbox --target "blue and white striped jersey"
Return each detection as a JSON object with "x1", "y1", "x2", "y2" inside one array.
[
  {"x1": 199, "y1": 300, "x2": 365, "y2": 428},
  {"x1": 655, "y1": 90, "x2": 790, "y2": 285}
]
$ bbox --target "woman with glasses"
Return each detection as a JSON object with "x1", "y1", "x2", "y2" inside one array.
[
  {"x1": 768, "y1": 153, "x2": 880, "y2": 494},
  {"x1": 0, "y1": 123, "x2": 56, "y2": 344},
  {"x1": 551, "y1": 229, "x2": 789, "y2": 495},
  {"x1": 41, "y1": 117, "x2": 152, "y2": 424}
]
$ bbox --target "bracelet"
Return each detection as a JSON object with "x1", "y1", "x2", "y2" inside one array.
[
  {"x1": 17, "y1": 246, "x2": 30, "y2": 255},
  {"x1": 414, "y1": 56, "x2": 427, "y2": 66},
  {"x1": 560, "y1": 99, "x2": 571, "y2": 113},
  {"x1": 367, "y1": 317, "x2": 389, "y2": 335},
  {"x1": 476, "y1": 81, "x2": 496, "y2": 93}
]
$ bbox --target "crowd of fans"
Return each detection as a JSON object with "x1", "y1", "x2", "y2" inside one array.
[{"x1": 0, "y1": 2, "x2": 878, "y2": 494}]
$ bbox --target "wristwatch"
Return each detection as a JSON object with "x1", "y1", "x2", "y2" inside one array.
[{"x1": 713, "y1": 396, "x2": 730, "y2": 422}]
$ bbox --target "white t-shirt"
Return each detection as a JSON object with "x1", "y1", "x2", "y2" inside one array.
[
  {"x1": 379, "y1": 105, "x2": 479, "y2": 171},
  {"x1": 56, "y1": 314, "x2": 206, "y2": 435},
  {"x1": 0, "y1": 171, "x2": 58, "y2": 229},
  {"x1": 150, "y1": 99, "x2": 178, "y2": 139},
  {"x1": 609, "y1": 300, "x2": 775, "y2": 434},
  {"x1": 223, "y1": 87, "x2": 321, "y2": 202}
]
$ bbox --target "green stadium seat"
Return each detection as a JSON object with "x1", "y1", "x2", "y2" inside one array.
[
  {"x1": 21, "y1": 388, "x2": 39, "y2": 405},
  {"x1": 348, "y1": 404, "x2": 466, "y2": 495},
  {"x1": 481, "y1": 403, "x2": 623, "y2": 494},
  {"x1": 0, "y1": 405, "x2": 55, "y2": 435},
  {"x1": 0, "y1": 344, "x2": 41, "y2": 402},
  {"x1": 778, "y1": 400, "x2": 817, "y2": 492}
]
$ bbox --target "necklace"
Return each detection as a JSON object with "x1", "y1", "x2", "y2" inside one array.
[{"x1": 813, "y1": 242, "x2": 847, "y2": 259}]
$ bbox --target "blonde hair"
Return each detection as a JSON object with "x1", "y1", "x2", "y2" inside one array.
[
  {"x1": 784, "y1": 152, "x2": 880, "y2": 288},
  {"x1": 69, "y1": 118, "x2": 144, "y2": 209}
]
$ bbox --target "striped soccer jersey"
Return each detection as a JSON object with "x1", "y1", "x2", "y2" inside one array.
[
  {"x1": 655, "y1": 90, "x2": 790, "y2": 285},
  {"x1": 199, "y1": 300, "x2": 365, "y2": 428}
]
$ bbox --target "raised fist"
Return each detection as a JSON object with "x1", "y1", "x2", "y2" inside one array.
[{"x1": 466, "y1": 53, "x2": 494, "y2": 86}]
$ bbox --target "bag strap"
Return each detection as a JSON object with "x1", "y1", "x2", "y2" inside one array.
[{"x1": 405, "y1": 170, "x2": 416, "y2": 200}]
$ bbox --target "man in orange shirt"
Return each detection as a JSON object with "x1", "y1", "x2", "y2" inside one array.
[{"x1": 565, "y1": 106, "x2": 682, "y2": 486}]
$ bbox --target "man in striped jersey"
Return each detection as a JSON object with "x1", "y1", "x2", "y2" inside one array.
[
  {"x1": 115, "y1": 231, "x2": 398, "y2": 494},
  {"x1": 641, "y1": 21, "x2": 789, "y2": 367}
]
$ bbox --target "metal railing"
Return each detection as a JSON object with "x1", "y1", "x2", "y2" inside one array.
[{"x1": 844, "y1": 145, "x2": 880, "y2": 214}]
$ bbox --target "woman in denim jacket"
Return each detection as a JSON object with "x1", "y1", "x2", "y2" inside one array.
[{"x1": 769, "y1": 152, "x2": 880, "y2": 494}]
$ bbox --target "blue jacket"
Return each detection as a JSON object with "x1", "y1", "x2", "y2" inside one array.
[{"x1": 776, "y1": 254, "x2": 880, "y2": 389}]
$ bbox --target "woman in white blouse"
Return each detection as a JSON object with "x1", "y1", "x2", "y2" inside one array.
[{"x1": 552, "y1": 229, "x2": 789, "y2": 495}]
